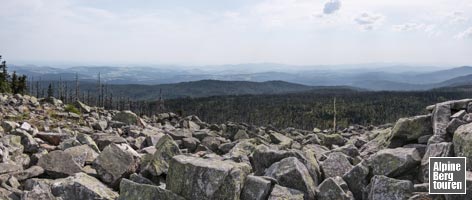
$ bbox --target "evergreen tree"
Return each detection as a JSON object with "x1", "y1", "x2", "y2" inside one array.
[
  {"x1": 18, "y1": 75, "x2": 27, "y2": 94},
  {"x1": 47, "y1": 83, "x2": 53, "y2": 98},
  {"x1": 0, "y1": 57, "x2": 11, "y2": 93},
  {"x1": 11, "y1": 71, "x2": 18, "y2": 93},
  {"x1": 0, "y1": 56, "x2": 28, "y2": 94}
]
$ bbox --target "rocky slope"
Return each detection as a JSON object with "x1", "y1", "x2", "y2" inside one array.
[{"x1": 0, "y1": 94, "x2": 471, "y2": 200}]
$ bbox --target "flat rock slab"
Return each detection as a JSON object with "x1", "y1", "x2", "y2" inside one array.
[
  {"x1": 51, "y1": 172, "x2": 118, "y2": 200},
  {"x1": 367, "y1": 147, "x2": 420, "y2": 178},
  {"x1": 38, "y1": 150, "x2": 82, "y2": 178},
  {"x1": 388, "y1": 114, "x2": 432, "y2": 147},
  {"x1": 118, "y1": 179, "x2": 184, "y2": 200},
  {"x1": 166, "y1": 155, "x2": 251, "y2": 200},
  {"x1": 36, "y1": 132, "x2": 70, "y2": 146}
]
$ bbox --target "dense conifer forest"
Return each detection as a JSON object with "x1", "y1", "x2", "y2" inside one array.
[
  {"x1": 162, "y1": 90, "x2": 472, "y2": 130},
  {"x1": 20, "y1": 65, "x2": 472, "y2": 130}
]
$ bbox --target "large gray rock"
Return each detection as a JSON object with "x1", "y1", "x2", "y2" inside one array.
[
  {"x1": 36, "y1": 132, "x2": 70, "y2": 146},
  {"x1": 420, "y1": 142, "x2": 454, "y2": 182},
  {"x1": 93, "y1": 133, "x2": 128, "y2": 151},
  {"x1": 92, "y1": 120, "x2": 108, "y2": 131},
  {"x1": 74, "y1": 100, "x2": 91, "y2": 113},
  {"x1": 320, "y1": 152, "x2": 353, "y2": 178},
  {"x1": 252, "y1": 145, "x2": 310, "y2": 176},
  {"x1": 22, "y1": 181, "x2": 55, "y2": 200},
  {"x1": 446, "y1": 118, "x2": 466, "y2": 135},
  {"x1": 453, "y1": 123, "x2": 472, "y2": 170},
  {"x1": 112, "y1": 110, "x2": 140, "y2": 125},
  {"x1": 168, "y1": 129, "x2": 193, "y2": 140},
  {"x1": 360, "y1": 128, "x2": 392, "y2": 157},
  {"x1": 118, "y1": 179, "x2": 185, "y2": 200},
  {"x1": 388, "y1": 115, "x2": 432, "y2": 147},
  {"x1": 76, "y1": 133, "x2": 100, "y2": 152},
  {"x1": 330, "y1": 144, "x2": 360, "y2": 158},
  {"x1": 268, "y1": 131, "x2": 293, "y2": 148},
  {"x1": 366, "y1": 175, "x2": 413, "y2": 200},
  {"x1": 38, "y1": 150, "x2": 82, "y2": 178},
  {"x1": 264, "y1": 157, "x2": 316, "y2": 200},
  {"x1": 141, "y1": 134, "x2": 181, "y2": 177},
  {"x1": 228, "y1": 140, "x2": 256, "y2": 159},
  {"x1": 93, "y1": 143, "x2": 139, "y2": 188},
  {"x1": 12, "y1": 129, "x2": 38, "y2": 153},
  {"x1": 51, "y1": 172, "x2": 118, "y2": 200},
  {"x1": 241, "y1": 175, "x2": 272, "y2": 200},
  {"x1": 268, "y1": 184, "x2": 304, "y2": 200},
  {"x1": 0, "y1": 187, "x2": 19, "y2": 200},
  {"x1": 302, "y1": 147, "x2": 322, "y2": 185},
  {"x1": 1, "y1": 121, "x2": 18, "y2": 133},
  {"x1": 64, "y1": 145, "x2": 99, "y2": 166},
  {"x1": 182, "y1": 137, "x2": 200, "y2": 152},
  {"x1": 430, "y1": 103, "x2": 451, "y2": 143},
  {"x1": 342, "y1": 162, "x2": 369, "y2": 200},
  {"x1": 166, "y1": 155, "x2": 251, "y2": 200},
  {"x1": 367, "y1": 148, "x2": 421, "y2": 178},
  {"x1": 304, "y1": 144, "x2": 329, "y2": 160},
  {"x1": 317, "y1": 177, "x2": 354, "y2": 200},
  {"x1": 318, "y1": 133, "x2": 347, "y2": 147}
]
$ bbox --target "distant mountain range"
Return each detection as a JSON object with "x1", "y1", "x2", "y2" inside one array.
[
  {"x1": 48, "y1": 80, "x2": 358, "y2": 100},
  {"x1": 10, "y1": 64, "x2": 472, "y2": 98}
]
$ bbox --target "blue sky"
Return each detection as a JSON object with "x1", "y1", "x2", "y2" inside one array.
[{"x1": 1, "y1": 0, "x2": 472, "y2": 67}]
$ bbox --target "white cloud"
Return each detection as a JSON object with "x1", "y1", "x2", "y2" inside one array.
[
  {"x1": 392, "y1": 23, "x2": 440, "y2": 37},
  {"x1": 448, "y1": 11, "x2": 468, "y2": 23},
  {"x1": 323, "y1": 0, "x2": 341, "y2": 14},
  {"x1": 1, "y1": 0, "x2": 472, "y2": 65},
  {"x1": 354, "y1": 12, "x2": 384, "y2": 30},
  {"x1": 455, "y1": 27, "x2": 472, "y2": 39},
  {"x1": 392, "y1": 23, "x2": 424, "y2": 31}
]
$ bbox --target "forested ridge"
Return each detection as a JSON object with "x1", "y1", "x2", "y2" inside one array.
[{"x1": 163, "y1": 90, "x2": 472, "y2": 130}]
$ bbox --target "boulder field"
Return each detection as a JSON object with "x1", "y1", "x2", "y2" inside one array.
[{"x1": 0, "y1": 94, "x2": 471, "y2": 199}]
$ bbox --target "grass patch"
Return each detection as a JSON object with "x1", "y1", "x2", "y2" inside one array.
[{"x1": 65, "y1": 104, "x2": 81, "y2": 115}]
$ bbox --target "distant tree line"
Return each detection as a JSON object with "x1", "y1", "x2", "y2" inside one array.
[
  {"x1": 0, "y1": 55, "x2": 28, "y2": 94},
  {"x1": 24, "y1": 67, "x2": 472, "y2": 130},
  {"x1": 162, "y1": 90, "x2": 472, "y2": 130},
  {"x1": 29, "y1": 74, "x2": 166, "y2": 115}
]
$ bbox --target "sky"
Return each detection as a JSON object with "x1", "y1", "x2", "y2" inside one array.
[{"x1": 1, "y1": 0, "x2": 472, "y2": 67}]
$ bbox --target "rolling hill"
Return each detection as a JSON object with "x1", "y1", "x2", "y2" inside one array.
[
  {"x1": 12, "y1": 64, "x2": 472, "y2": 92},
  {"x1": 39, "y1": 80, "x2": 359, "y2": 100}
]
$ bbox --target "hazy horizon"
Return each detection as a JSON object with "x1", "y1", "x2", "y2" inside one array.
[{"x1": 1, "y1": 0, "x2": 472, "y2": 67}]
